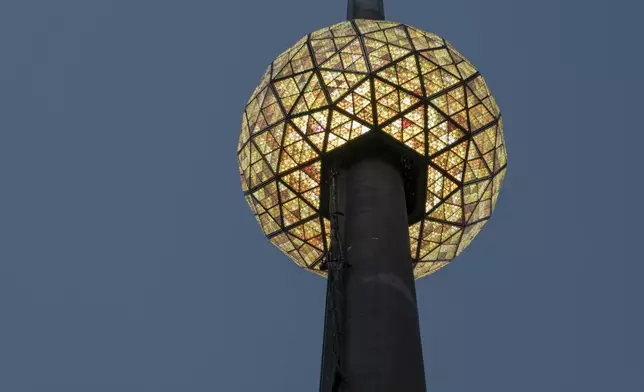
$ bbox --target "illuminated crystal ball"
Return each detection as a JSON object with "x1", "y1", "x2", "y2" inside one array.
[{"x1": 237, "y1": 20, "x2": 507, "y2": 279}]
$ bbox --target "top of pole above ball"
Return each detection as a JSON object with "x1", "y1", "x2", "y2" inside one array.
[{"x1": 347, "y1": 0, "x2": 385, "y2": 20}]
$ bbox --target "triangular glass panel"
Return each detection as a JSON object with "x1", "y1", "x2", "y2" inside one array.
[
  {"x1": 337, "y1": 79, "x2": 373, "y2": 124},
  {"x1": 278, "y1": 149, "x2": 298, "y2": 174},
  {"x1": 282, "y1": 161, "x2": 321, "y2": 193},
  {"x1": 270, "y1": 233, "x2": 297, "y2": 262},
  {"x1": 292, "y1": 74, "x2": 328, "y2": 114},
  {"x1": 364, "y1": 30, "x2": 388, "y2": 43},
  {"x1": 253, "y1": 87, "x2": 284, "y2": 131},
  {"x1": 463, "y1": 180, "x2": 492, "y2": 222},
  {"x1": 283, "y1": 138, "x2": 318, "y2": 167},
  {"x1": 491, "y1": 167, "x2": 506, "y2": 209},
  {"x1": 277, "y1": 124, "x2": 301, "y2": 173},
  {"x1": 365, "y1": 39, "x2": 411, "y2": 71},
  {"x1": 249, "y1": 158, "x2": 274, "y2": 189},
  {"x1": 253, "y1": 124, "x2": 283, "y2": 172},
  {"x1": 282, "y1": 196, "x2": 316, "y2": 227},
  {"x1": 409, "y1": 221, "x2": 422, "y2": 260},
  {"x1": 456, "y1": 60, "x2": 477, "y2": 79},
  {"x1": 419, "y1": 220, "x2": 461, "y2": 260},
  {"x1": 418, "y1": 240, "x2": 439, "y2": 260},
  {"x1": 427, "y1": 118, "x2": 465, "y2": 156},
  {"x1": 272, "y1": 51, "x2": 292, "y2": 79},
  {"x1": 320, "y1": 70, "x2": 366, "y2": 102},
  {"x1": 290, "y1": 220, "x2": 325, "y2": 254},
  {"x1": 311, "y1": 38, "x2": 339, "y2": 65},
  {"x1": 321, "y1": 38, "x2": 367, "y2": 73},
  {"x1": 238, "y1": 114, "x2": 251, "y2": 153},
  {"x1": 252, "y1": 181, "x2": 280, "y2": 210},
  {"x1": 407, "y1": 27, "x2": 444, "y2": 50},
  {"x1": 354, "y1": 20, "x2": 400, "y2": 34},
  {"x1": 466, "y1": 87, "x2": 495, "y2": 132},
  {"x1": 291, "y1": 110, "x2": 328, "y2": 152},
  {"x1": 446, "y1": 44, "x2": 478, "y2": 79},
  {"x1": 429, "y1": 191, "x2": 463, "y2": 223},
  {"x1": 482, "y1": 95, "x2": 500, "y2": 118},
  {"x1": 433, "y1": 140, "x2": 467, "y2": 182},
  {"x1": 442, "y1": 64, "x2": 460, "y2": 78},
  {"x1": 377, "y1": 56, "x2": 421, "y2": 94},
  {"x1": 238, "y1": 139, "x2": 252, "y2": 174},
  {"x1": 330, "y1": 21, "x2": 357, "y2": 37},
  {"x1": 413, "y1": 261, "x2": 449, "y2": 278},
  {"x1": 271, "y1": 37, "x2": 306, "y2": 77},
  {"x1": 289, "y1": 218, "x2": 320, "y2": 242},
  {"x1": 279, "y1": 233, "x2": 307, "y2": 267},
  {"x1": 342, "y1": 49, "x2": 369, "y2": 73},
  {"x1": 389, "y1": 45, "x2": 411, "y2": 62},
  {"x1": 464, "y1": 142, "x2": 491, "y2": 182},
  {"x1": 398, "y1": 57, "x2": 423, "y2": 95},
  {"x1": 244, "y1": 194, "x2": 259, "y2": 216},
  {"x1": 374, "y1": 78, "x2": 396, "y2": 100},
  {"x1": 333, "y1": 36, "x2": 354, "y2": 50},
  {"x1": 298, "y1": 242, "x2": 324, "y2": 267},
  {"x1": 310, "y1": 26, "x2": 333, "y2": 40},
  {"x1": 462, "y1": 179, "x2": 490, "y2": 205},
  {"x1": 248, "y1": 66, "x2": 272, "y2": 106},
  {"x1": 257, "y1": 209, "x2": 281, "y2": 235},
  {"x1": 245, "y1": 87, "x2": 265, "y2": 133},
  {"x1": 426, "y1": 165, "x2": 459, "y2": 212},
  {"x1": 431, "y1": 88, "x2": 468, "y2": 130},
  {"x1": 383, "y1": 26, "x2": 413, "y2": 49},
  {"x1": 494, "y1": 119, "x2": 507, "y2": 173},
  {"x1": 420, "y1": 48, "x2": 454, "y2": 67},
  {"x1": 467, "y1": 198, "x2": 492, "y2": 223},
  {"x1": 273, "y1": 72, "x2": 312, "y2": 113},
  {"x1": 382, "y1": 105, "x2": 425, "y2": 155},
  {"x1": 364, "y1": 38, "x2": 391, "y2": 70},
  {"x1": 327, "y1": 110, "x2": 370, "y2": 151},
  {"x1": 473, "y1": 125, "x2": 497, "y2": 156},
  {"x1": 467, "y1": 76, "x2": 490, "y2": 101},
  {"x1": 301, "y1": 187, "x2": 321, "y2": 210},
  {"x1": 289, "y1": 46, "x2": 315, "y2": 75},
  {"x1": 374, "y1": 80, "x2": 419, "y2": 124},
  {"x1": 456, "y1": 220, "x2": 487, "y2": 256},
  {"x1": 282, "y1": 123, "x2": 303, "y2": 146},
  {"x1": 267, "y1": 204, "x2": 281, "y2": 222},
  {"x1": 422, "y1": 68, "x2": 460, "y2": 96}
]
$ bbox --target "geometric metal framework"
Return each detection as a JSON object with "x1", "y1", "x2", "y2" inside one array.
[{"x1": 237, "y1": 19, "x2": 507, "y2": 279}]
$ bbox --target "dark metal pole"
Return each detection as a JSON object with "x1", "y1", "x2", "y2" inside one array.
[
  {"x1": 319, "y1": 157, "x2": 426, "y2": 392},
  {"x1": 347, "y1": 0, "x2": 385, "y2": 20},
  {"x1": 341, "y1": 158, "x2": 426, "y2": 392},
  {"x1": 320, "y1": 3, "x2": 426, "y2": 390}
]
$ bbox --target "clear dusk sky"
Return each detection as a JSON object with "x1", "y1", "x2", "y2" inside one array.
[{"x1": 1, "y1": 0, "x2": 642, "y2": 390}]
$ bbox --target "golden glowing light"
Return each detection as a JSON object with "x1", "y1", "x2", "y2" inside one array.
[{"x1": 238, "y1": 20, "x2": 507, "y2": 279}]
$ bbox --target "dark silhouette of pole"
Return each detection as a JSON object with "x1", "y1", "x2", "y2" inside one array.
[
  {"x1": 347, "y1": 0, "x2": 385, "y2": 20},
  {"x1": 343, "y1": 158, "x2": 426, "y2": 392},
  {"x1": 320, "y1": 157, "x2": 426, "y2": 392},
  {"x1": 319, "y1": 1, "x2": 427, "y2": 391}
]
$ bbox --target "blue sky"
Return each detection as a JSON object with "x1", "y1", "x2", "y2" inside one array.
[{"x1": 1, "y1": 0, "x2": 642, "y2": 390}]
